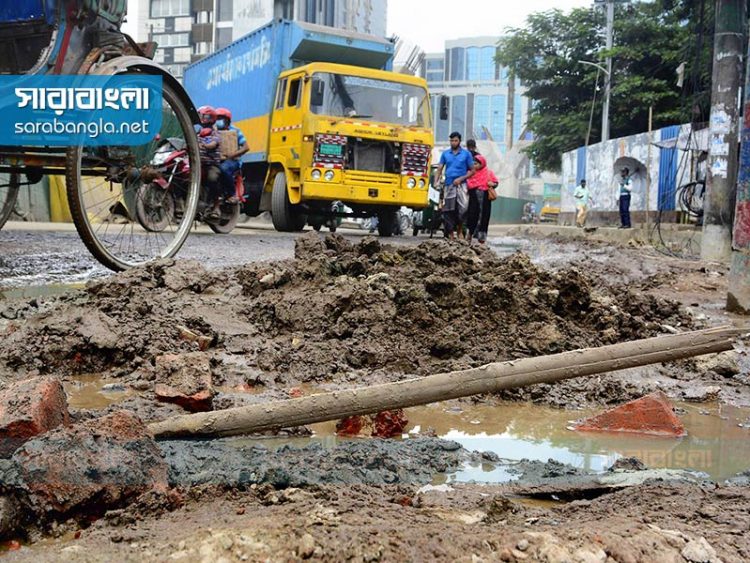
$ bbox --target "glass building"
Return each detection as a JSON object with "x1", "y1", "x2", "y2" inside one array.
[{"x1": 423, "y1": 36, "x2": 529, "y2": 154}]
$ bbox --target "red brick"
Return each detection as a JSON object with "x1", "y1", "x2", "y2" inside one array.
[
  {"x1": 9, "y1": 411, "x2": 167, "y2": 515},
  {"x1": 0, "y1": 377, "x2": 69, "y2": 458},
  {"x1": 573, "y1": 391, "x2": 686, "y2": 437},
  {"x1": 152, "y1": 353, "x2": 213, "y2": 412}
]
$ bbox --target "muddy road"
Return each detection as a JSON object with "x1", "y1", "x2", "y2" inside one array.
[{"x1": 1, "y1": 227, "x2": 749, "y2": 561}]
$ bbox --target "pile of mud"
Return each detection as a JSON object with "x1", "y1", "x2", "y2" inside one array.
[{"x1": 0, "y1": 234, "x2": 690, "y2": 394}]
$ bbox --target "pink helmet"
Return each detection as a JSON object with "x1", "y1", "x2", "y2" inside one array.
[{"x1": 197, "y1": 105, "x2": 216, "y2": 125}]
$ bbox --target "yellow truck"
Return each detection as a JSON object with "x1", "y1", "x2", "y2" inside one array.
[{"x1": 184, "y1": 20, "x2": 434, "y2": 236}]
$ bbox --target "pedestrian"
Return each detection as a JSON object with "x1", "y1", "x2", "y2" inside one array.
[
  {"x1": 466, "y1": 154, "x2": 497, "y2": 244},
  {"x1": 466, "y1": 139, "x2": 479, "y2": 157},
  {"x1": 618, "y1": 167, "x2": 632, "y2": 229},
  {"x1": 573, "y1": 179, "x2": 593, "y2": 228},
  {"x1": 434, "y1": 132, "x2": 475, "y2": 239}
]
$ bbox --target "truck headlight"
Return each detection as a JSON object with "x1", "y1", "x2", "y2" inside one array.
[
  {"x1": 324, "y1": 170, "x2": 335, "y2": 181},
  {"x1": 407, "y1": 177, "x2": 417, "y2": 189},
  {"x1": 311, "y1": 169, "x2": 322, "y2": 180},
  {"x1": 418, "y1": 178, "x2": 426, "y2": 188}
]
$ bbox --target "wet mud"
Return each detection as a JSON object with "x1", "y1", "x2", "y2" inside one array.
[
  {"x1": 1, "y1": 233, "x2": 749, "y2": 560},
  {"x1": 0, "y1": 234, "x2": 701, "y2": 414}
]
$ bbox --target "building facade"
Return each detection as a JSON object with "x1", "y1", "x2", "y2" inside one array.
[
  {"x1": 424, "y1": 37, "x2": 530, "y2": 156},
  {"x1": 143, "y1": 0, "x2": 387, "y2": 79}
]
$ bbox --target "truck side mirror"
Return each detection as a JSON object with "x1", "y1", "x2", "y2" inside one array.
[
  {"x1": 311, "y1": 79, "x2": 325, "y2": 107},
  {"x1": 439, "y1": 95, "x2": 449, "y2": 121}
]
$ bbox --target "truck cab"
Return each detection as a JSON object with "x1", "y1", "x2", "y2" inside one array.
[{"x1": 268, "y1": 62, "x2": 432, "y2": 233}]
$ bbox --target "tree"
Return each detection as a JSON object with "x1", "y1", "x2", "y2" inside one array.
[{"x1": 497, "y1": 1, "x2": 713, "y2": 172}]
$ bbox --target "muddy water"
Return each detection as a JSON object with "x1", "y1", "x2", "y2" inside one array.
[
  {"x1": 0, "y1": 282, "x2": 85, "y2": 301},
  {"x1": 395, "y1": 402, "x2": 750, "y2": 483},
  {"x1": 229, "y1": 401, "x2": 750, "y2": 483},
  {"x1": 65, "y1": 375, "x2": 135, "y2": 410}
]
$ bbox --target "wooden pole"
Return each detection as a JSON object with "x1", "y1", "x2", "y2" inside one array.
[{"x1": 149, "y1": 327, "x2": 742, "y2": 440}]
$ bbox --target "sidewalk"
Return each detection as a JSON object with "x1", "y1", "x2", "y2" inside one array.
[{"x1": 488, "y1": 223, "x2": 704, "y2": 253}]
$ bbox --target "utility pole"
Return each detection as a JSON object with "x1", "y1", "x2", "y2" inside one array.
[
  {"x1": 702, "y1": 0, "x2": 746, "y2": 263},
  {"x1": 602, "y1": 0, "x2": 614, "y2": 142},
  {"x1": 506, "y1": 72, "x2": 516, "y2": 151},
  {"x1": 727, "y1": 15, "x2": 750, "y2": 312}
]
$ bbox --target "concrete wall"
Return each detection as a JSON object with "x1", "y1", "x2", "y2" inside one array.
[{"x1": 560, "y1": 125, "x2": 699, "y2": 224}]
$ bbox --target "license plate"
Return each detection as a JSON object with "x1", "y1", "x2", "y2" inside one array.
[{"x1": 319, "y1": 143, "x2": 343, "y2": 157}]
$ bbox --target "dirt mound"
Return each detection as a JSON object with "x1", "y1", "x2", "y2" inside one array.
[{"x1": 0, "y1": 234, "x2": 690, "y2": 397}]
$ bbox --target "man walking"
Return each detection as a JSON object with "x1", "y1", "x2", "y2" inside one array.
[
  {"x1": 434, "y1": 132, "x2": 474, "y2": 239},
  {"x1": 618, "y1": 167, "x2": 632, "y2": 229},
  {"x1": 574, "y1": 179, "x2": 593, "y2": 228}
]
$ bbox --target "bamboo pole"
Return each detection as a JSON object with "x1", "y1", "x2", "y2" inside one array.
[{"x1": 149, "y1": 327, "x2": 742, "y2": 440}]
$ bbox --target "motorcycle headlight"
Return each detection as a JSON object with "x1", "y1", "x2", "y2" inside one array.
[
  {"x1": 418, "y1": 178, "x2": 426, "y2": 188},
  {"x1": 311, "y1": 169, "x2": 322, "y2": 181},
  {"x1": 324, "y1": 170, "x2": 335, "y2": 181},
  {"x1": 407, "y1": 177, "x2": 417, "y2": 189}
]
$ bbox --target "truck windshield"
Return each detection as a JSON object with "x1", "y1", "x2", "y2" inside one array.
[{"x1": 310, "y1": 73, "x2": 431, "y2": 128}]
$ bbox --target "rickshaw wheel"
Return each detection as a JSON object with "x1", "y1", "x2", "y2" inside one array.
[
  {"x1": 65, "y1": 79, "x2": 200, "y2": 271},
  {"x1": 0, "y1": 173, "x2": 20, "y2": 231}
]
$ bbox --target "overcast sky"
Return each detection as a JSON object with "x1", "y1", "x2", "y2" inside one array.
[
  {"x1": 124, "y1": 0, "x2": 593, "y2": 49},
  {"x1": 388, "y1": 0, "x2": 592, "y2": 53}
]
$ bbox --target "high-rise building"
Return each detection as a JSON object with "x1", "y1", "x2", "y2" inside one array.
[
  {"x1": 143, "y1": 0, "x2": 387, "y2": 79},
  {"x1": 423, "y1": 36, "x2": 530, "y2": 155}
]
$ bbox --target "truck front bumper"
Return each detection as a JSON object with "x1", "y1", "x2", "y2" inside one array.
[{"x1": 302, "y1": 178, "x2": 428, "y2": 207}]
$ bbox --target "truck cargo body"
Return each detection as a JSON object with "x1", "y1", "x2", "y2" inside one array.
[{"x1": 184, "y1": 19, "x2": 394, "y2": 164}]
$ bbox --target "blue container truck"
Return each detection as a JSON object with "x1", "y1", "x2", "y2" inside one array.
[{"x1": 184, "y1": 19, "x2": 435, "y2": 236}]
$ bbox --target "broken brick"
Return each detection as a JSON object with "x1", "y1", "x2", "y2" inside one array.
[
  {"x1": 0, "y1": 377, "x2": 69, "y2": 458},
  {"x1": 371, "y1": 409, "x2": 408, "y2": 438},
  {"x1": 153, "y1": 353, "x2": 213, "y2": 412},
  {"x1": 573, "y1": 391, "x2": 686, "y2": 437}
]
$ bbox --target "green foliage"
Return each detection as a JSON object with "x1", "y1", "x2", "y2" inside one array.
[{"x1": 497, "y1": 1, "x2": 713, "y2": 172}]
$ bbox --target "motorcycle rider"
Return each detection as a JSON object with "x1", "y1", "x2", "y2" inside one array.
[
  {"x1": 197, "y1": 105, "x2": 222, "y2": 220},
  {"x1": 215, "y1": 108, "x2": 249, "y2": 204}
]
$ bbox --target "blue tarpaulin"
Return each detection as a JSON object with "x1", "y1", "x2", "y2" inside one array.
[{"x1": 0, "y1": 1, "x2": 55, "y2": 24}]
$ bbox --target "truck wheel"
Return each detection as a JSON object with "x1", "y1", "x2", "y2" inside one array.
[
  {"x1": 271, "y1": 171, "x2": 306, "y2": 232},
  {"x1": 377, "y1": 210, "x2": 397, "y2": 237}
]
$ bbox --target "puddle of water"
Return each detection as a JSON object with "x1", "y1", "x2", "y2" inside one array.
[
  {"x1": 227, "y1": 401, "x2": 750, "y2": 483},
  {"x1": 65, "y1": 375, "x2": 135, "y2": 410},
  {"x1": 0, "y1": 282, "x2": 85, "y2": 301},
  {"x1": 401, "y1": 402, "x2": 750, "y2": 483}
]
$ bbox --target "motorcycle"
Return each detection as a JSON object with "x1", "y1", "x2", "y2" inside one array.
[{"x1": 135, "y1": 138, "x2": 242, "y2": 234}]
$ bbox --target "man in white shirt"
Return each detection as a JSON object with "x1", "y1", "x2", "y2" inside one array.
[
  {"x1": 573, "y1": 179, "x2": 592, "y2": 228},
  {"x1": 618, "y1": 168, "x2": 632, "y2": 229}
]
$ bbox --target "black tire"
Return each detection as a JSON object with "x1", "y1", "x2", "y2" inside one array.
[
  {"x1": 65, "y1": 78, "x2": 200, "y2": 271},
  {"x1": 208, "y1": 201, "x2": 241, "y2": 234},
  {"x1": 135, "y1": 183, "x2": 174, "y2": 233},
  {"x1": 412, "y1": 226, "x2": 419, "y2": 237},
  {"x1": 329, "y1": 225, "x2": 337, "y2": 233},
  {"x1": 377, "y1": 210, "x2": 397, "y2": 237},
  {"x1": 271, "y1": 172, "x2": 306, "y2": 232},
  {"x1": 312, "y1": 224, "x2": 322, "y2": 232},
  {"x1": 0, "y1": 173, "x2": 20, "y2": 230}
]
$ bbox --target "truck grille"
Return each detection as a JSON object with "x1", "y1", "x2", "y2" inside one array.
[{"x1": 353, "y1": 142, "x2": 386, "y2": 172}]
